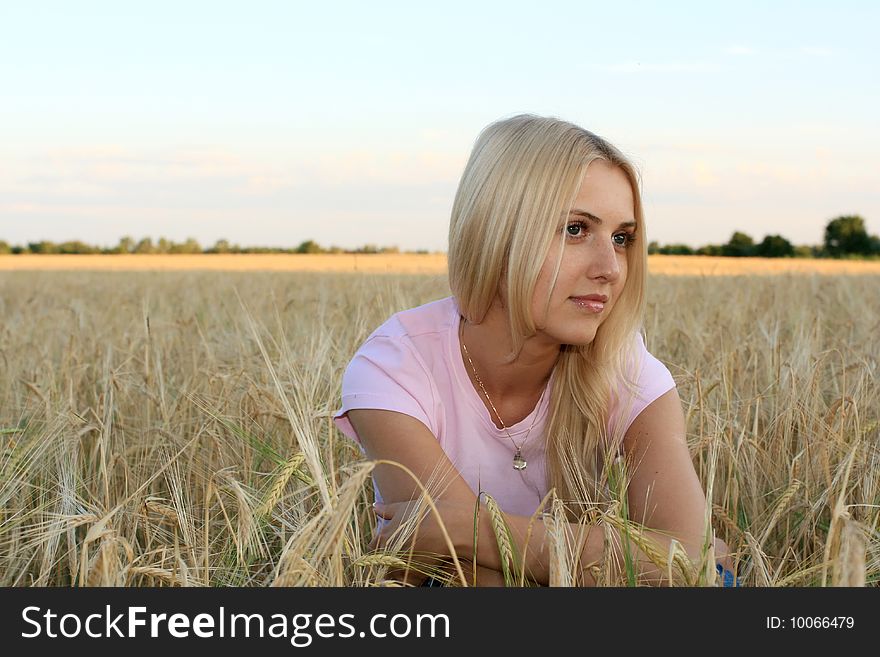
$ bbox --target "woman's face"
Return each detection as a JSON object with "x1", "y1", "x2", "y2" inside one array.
[{"x1": 530, "y1": 159, "x2": 636, "y2": 346}]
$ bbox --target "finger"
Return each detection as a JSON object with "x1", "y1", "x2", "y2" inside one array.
[{"x1": 369, "y1": 525, "x2": 389, "y2": 550}]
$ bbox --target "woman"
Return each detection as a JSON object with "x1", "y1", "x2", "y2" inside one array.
[{"x1": 333, "y1": 114, "x2": 737, "y2": 587}]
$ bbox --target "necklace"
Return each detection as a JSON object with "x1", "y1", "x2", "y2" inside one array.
[{"x1": 459, "y1": 318, "x2": 547, "y2": 471}]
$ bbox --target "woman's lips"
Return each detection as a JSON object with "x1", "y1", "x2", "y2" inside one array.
[{"x1": 569, "y1": 297, "x2": 605, "y2": 313}]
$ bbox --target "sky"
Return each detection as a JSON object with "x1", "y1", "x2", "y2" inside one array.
[{"x1": 1, "y1": 0, "x2": 878, "y2": 252}]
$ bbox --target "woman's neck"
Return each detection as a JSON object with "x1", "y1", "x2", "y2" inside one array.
[{"x1": 459, "y1": 299, "x2": 560, "y2": 402}]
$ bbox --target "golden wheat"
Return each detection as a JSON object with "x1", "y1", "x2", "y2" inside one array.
[
  {"x1": 0, "y1": 268, "x2": 877, "y2": 587},
  {"x1": 3, "y1": 253, "x2": 880, "y2": 276}
]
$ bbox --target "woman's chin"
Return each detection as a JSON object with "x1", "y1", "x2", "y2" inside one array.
[{"x1": 557, "y1": 331, "x2": 597, "y2": 347}]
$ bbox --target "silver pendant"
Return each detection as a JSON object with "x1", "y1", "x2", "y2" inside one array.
[{"x1": 513, "y1": 449, "x2": 527, "y2": 471}]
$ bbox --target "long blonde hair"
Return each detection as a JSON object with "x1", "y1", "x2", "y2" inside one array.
[{"x1": 447, "y1": 114, "x2": 648, "y2": 519}]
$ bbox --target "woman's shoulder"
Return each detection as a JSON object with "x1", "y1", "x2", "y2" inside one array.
[
  {"x1": 607, "y1": 331, "x2": 676, "y2": 439},
  {"x1": 335, "y1": 300, "x2": 455, "y2": 446},
  {"x1": 336, "y1": 299, "x2": 456, "y2": 429},
  {"x1": 350, "y1": 296, "x2": 457, "y2": 369},
  {"x1": 611, "y1": 331, "x2": 676, "y2": 404}
]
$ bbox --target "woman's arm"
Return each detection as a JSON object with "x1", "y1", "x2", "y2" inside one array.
[
  {"x1": 347, "y1": 407, "x2": 552, "y2": 585},
  {"x1": 619, "y1": 386, "x2": 719, "y2": 569},
  {"x1": 375, "y1": 496, "x2": 697, "y2": 585},
  {"x1": 348, "y1": 407, "x2": 486, "y2": 585},
  {"x1": 371, "y1": 388, "x2": 725, "y2": 585},
  {"x1": 376, "y1": 494, "x2": 722, "y2": 586}
]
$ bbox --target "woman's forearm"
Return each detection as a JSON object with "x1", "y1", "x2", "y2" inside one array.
[
  {"x1": 447, "y1": 503, "x2": 554, "y2": 584},
  {"x1": 443, "y1": 562, "x2": 509, "y2": 587},
  {"x1": 448, "y1": 502, "x2": 705, "y2": 586}
]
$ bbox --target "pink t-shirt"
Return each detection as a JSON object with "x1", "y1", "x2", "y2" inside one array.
[{"x1": 333, "y1": 296, "x2": 675, "y2": 519}]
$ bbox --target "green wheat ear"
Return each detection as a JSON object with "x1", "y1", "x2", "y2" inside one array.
[
  {"x1": 481, "y1": 492, "x2": 524, "y2": 587},
  {"x1": 604, "y1": 455, "x2": 637, "y2": 586},
  {"x1": 257, "y1": 452, "x2": 310, "y2": 518}
]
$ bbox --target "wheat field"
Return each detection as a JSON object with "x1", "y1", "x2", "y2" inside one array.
[
  {"x1": 0, "y1": 266, "x2": 877, "y2": 586},
  {"x1": 3, "y1": 253, "x2": 880, "y2": 276}
]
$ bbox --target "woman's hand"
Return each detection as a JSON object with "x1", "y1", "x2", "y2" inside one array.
[
  {"x1": 366, "y1": 498, "x2": 466, "y2": 586},
  {"x1": 368, "y1": 498, "x2": 461, "y2": 555},
  {"x1": 367, "y1": 500, "x2": 516, "y2": 587},
  {"x1": 713, "y1": 536, "x2": 734, "y2": 572}
]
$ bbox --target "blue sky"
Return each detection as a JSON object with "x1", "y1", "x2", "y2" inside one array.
[{"x1": 1, "y1": 0, "x2": 877, "y2": 251}]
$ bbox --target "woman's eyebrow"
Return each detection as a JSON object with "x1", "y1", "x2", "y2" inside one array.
[{"x1": 569, "y1": 208, "x2": 636, "y2": 230}]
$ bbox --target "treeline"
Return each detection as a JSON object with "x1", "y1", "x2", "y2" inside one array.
[
  {"x1": 2, "y1": 214, "x2": 876, "y2": 259},
  {"x1": 649, "y1": 215, "x2": 880, "y2": 259},
  {"x1": 0, "y1": 237, "x2": 433, "y2": 255}
]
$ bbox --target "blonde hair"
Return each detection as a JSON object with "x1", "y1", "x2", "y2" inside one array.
[{"x1": 447, "y1": 114, "x2": 648, "y2": 519}]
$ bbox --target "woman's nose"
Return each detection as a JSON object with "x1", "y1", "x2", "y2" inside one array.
[{"x1": 588, "y1": 238, "x2": 621, "y2": 282}]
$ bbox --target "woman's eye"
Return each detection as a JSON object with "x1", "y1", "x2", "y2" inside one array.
[
  {"x1": 614, "y1": 233, "x2": 636, "y2": 249},
  {"x1": 566, "y1": 222, "x2": 587, "y2": 238}
]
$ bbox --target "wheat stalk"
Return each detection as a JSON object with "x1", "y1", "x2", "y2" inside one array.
[
  {"x1": 352, "y1": 554, "x2": 410, "y2": 568},
  {"x1": 832, "y1": 516, "x2": 867, "y2": 587},
  {"x1": 128, "y1": 566, "x2": 186, "y2": 586},
  {"x1": 601, "y1": 513, "x2": 697, "y2": 586},
  {"x1": 758, "y1": 479, "x2": 801, "y2": 547},
  {"x1": 257, "y1": 452, "x2": 306, "y2": 517},
  {"x1": 144, "y1": 497, "x2": 180, "y2": 524},
  {"x1": 482, "y1": 493, "x2": 515, "y2": 585},
  {"x1": 742, "y1": 531, "x2": 771, "y2": 586}
]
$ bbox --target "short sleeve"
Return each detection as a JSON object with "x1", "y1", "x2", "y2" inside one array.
[
  {"x1": 332, "y1": 334, "x2": 436, "y2": 450},
  {"x1": 608, "y1": 333, "x2": 676, "y2": 442}
]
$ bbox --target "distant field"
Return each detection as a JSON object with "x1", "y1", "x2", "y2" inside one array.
[
  {"x1": 0, "y1": 254, "x2": 447, "y2": 274},
  {"x1": 2, "y1": 253, "x2": 880, "y2": 275}
]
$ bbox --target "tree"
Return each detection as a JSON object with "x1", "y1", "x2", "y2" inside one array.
[
  {"x1": 647, "y1": 241, "x2": 660, "y2": 255},
  {"x1": 755, "y1": 234, "x2": 794, "y2": 258},
  {"x1": 658, "y1": 243, "x2": 694, "y2": 255},
  {"x1": 169, "y1": 237, "x2": 202, "y2": 254},
  {"x1": 133, "y1": 237, "x2": 155, "y2": 254},
  {"x1": 296, "y1": 239, "x2": 324, "y2": 254},
  {"x1": 0, "y1": 240, "x2": 11, "y2": 255},
  {"x1": 59, "y1": 240, "x2": 97, "y2": 254},
  {"x1": 824, "y1": 215, "x2": 871, "y2": 257},
  {"x1": 117, "y1": 236, "x2": 136, "y2": 254},
  {"x1": 721, "y1": 231, "x2": 755, "y2": 257},
  {"x1": 696, "y1": 244, "x2": 723, "y2": 256},
  {"x1": 27, "y1": 240, "x2": 59, "y2": 254},
  {"x1": 207, "y1": 239, "x2": 231, "y2": 254}
]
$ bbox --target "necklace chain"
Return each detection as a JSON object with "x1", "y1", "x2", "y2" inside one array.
[{"x1": 459, "y1": 318, "x2": 546, "y2": 471}]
